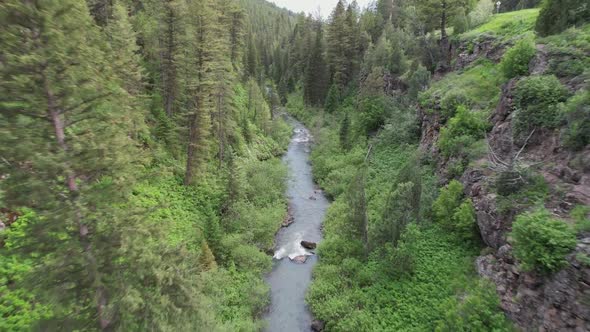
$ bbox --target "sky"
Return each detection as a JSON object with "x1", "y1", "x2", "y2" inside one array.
[{"x1": 268, "y1": 0, "x2": 374, "y2": 18}]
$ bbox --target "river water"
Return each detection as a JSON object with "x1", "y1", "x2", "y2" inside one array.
[{"x1": 264, "y1": 116, "x2": 330, "y2": 332}]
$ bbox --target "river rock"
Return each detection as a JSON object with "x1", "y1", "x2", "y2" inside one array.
[
  {"x1": 301, "y1": 241, "x2": 316, "y2": 250},
  {"x1": 290, "y1": 255, "x2": 308, "y2": 264},
  {"x1": 311, "y1": 319, "x2": 325, "y2": 331},
  {"x1": 282, "y1": 215, "x2": 294, "y2": 227}
]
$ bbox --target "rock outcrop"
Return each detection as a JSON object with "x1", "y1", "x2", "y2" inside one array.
[
  {"x1": 420, "y1": 39, "x2": 590, "y2": 330},
  {"x1": 301, "y1": 241, "x2": 317, "y2": 250}
]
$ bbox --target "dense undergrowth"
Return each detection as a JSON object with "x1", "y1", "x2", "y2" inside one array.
[
  {"x1": 0, "y1": 81, "x2": 292, "y2": 331},
  {"x1": 286, "y1": 89, "x2": 512, "y2": 331},
  {"x1": 292, "y1": 4, "x2": 589, "y2": 331}
]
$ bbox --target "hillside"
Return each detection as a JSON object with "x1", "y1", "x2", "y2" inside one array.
[
  {"x1": 286, "y1": 2, "x2": 589, "y2": 331},
  {"x1": 1, "y1": 0, "x2": 589, "y2": 331}
]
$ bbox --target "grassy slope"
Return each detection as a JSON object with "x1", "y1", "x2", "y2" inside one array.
[{"x1": 461, "y1": 8, "x2": 540, "y2": 41}]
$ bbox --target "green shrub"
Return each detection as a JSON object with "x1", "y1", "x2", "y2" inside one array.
[
  {"x1": 434, "y1": 180, "x2": 465, "y2": 224},
  {"x1": 536, "y1": 0, "x2": 590, "y2": 37},
  {"x1": 436, "y1": 280, "x2": 514, "y2": 332},
  {"x1": 324, "y1": 84, "x2": 340, "y2": 113},
  {"x1": 496, "y1": 170, "x2": 527, "y2": 196},
  {"x1": 500, "y1": 38, "x2": 537, "y2": 79},
  {"x1": 453, "y1": 8, "x2": 470, "y2": 34},
  {"x1": 452, "y1": 199, "x2": 478, "y2": 242},
  {"x1": 408, "y1": 65, "x2": 431, "y2": 101},
  {"x1": 438, "y1": 106, "x2": 488, "y2": 158},
  {"x1": 572, "y1": 205, "x2": 590, "y2": 232},
  {"x1": 419, "y1": 61, "x2": 502, "y2": 121},
  {"x1": 357, "y1": 96, "x2": 394, "y2": 134},
  {"x1": 433, "y1": 181, "x2": 479, "y2": 241},
  {"x1": 511, "y1": 209, "x2": 577, "y2": 273},
  {"x1": 513, "y1": 75, "x2": 570, "y2": 137},
  {"x1": 562, "y1": 90, "x2": 590, "y2": 150},
  {"x1": 496, "y1": 173, "x2": 549, "y2": 213}
]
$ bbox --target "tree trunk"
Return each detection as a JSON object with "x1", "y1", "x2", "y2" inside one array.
[
  {"x1": 163, "y1": 4, "x2": 176, "y2": 117},
  {"x1": 44, "y1": 74, "x2": 109, "y2": 330},
  {"x1": 185, "y1": 107, "x2": 198, "y2": 186},
  {"x1": 440, "y1": 0, "x2": 447, "y2": 41}
]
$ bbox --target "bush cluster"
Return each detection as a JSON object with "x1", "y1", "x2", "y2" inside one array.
[
  {"x1": 500, "y1": 38, "x2": 536, "y2": 79},
  {"x1": 536, "y1": 0, "x2": 590, "y2": 36},
  {"x1": 436, "y1": 280, "x2": 514, "y2": 332},
  {"x1": 438, "y1": 106, "x2": 488, "y2": 158},
  {"x1": 512, "y1": 75, "x2": 570, "y2": 137},
  {"x1": 433, "y1": 180, "x2": 478, "y2": 242},
  {"x1": 562, "y1": 90, "x2": 590, "y2": 151},
  {"x1": 511, "y1": 209, "x2": 577, "y2": 273}
]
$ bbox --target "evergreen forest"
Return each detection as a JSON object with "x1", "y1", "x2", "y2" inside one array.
[{"x1": 1, "y1": 0, "x2": 589, "y2": 331}]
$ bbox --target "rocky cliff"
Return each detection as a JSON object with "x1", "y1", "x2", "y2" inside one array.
[{"x1": 419, "y1": 38, "x2": 590, "y2": 331}]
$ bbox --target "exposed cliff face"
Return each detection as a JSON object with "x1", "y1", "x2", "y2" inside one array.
[{"x1": 420, "y1": 41, "x2": 590, "y2": 331}]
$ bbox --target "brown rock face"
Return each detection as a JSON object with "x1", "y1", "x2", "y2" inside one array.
[
  {"x1": 419, "y1": 43, "x2": 590, "y2": 331},
  {"x1": 477, "y1": 241, "x2": 590, "y2": 331}
]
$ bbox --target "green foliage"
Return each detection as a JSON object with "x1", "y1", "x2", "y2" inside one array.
[
  {"x1": 536, "y1": 0, "x2": 590, "y2": 36},
  {"x1": 541, "y1": 25, "x2": 590, "y2": 78},
  {"x1": 308, "y1": 225, "x2": 482, "y2": 331},
  {"x1": 572, "y1": 205, "x2": 590, "y2": 232},
  {"x1": 452, "y1": 199, "x2": 478, "y2": 242},
  {"x1": 382, "y1": 223, "x2": 421, "y2": 279},
  {"x1": 433, "y1": 180, "x2": 478, "y2": 241},
  {"x1": 500, "y1": 38, "x2": 537, "y2": 79},
  {"x1": 438, "y1": 106, "x2": 489, "y2": 158},
  {"x1": 0, "y1": 211, "x2": 53, "y2": 331},
  {"x1": 562, "y1": 90, "x2": 590, "y2": 150},
  {"x1": 420, "y1": 61, "x2": 502, "y2": 120},
  {"x1": 511, "y1": 209, "x2": 577, "y2": 273},
  {"x1": 461, "y1": 8, "x2": 540, "y2": 41},
  {"x1": 468, "y1": 0, "x2": 494, "y2": 28},
  {"x1": 408, "y1": 65, "x2": 432, "y2": 101},
  {"x1": 453, "y1": 8, "x2": 470, "y2": 34},
  {"x1": 436, "y1": 280, "x2": 514, "y2": 332},
  {"x1": 512, "y1": 75, "x2": 570, "y2": 137},
  {"x1": 357, "y1": 96, "x2": 396, "y2": 134},
  {"x1": 325, "y1": 84, "x2": 341, "y2": 113},
  {"x1": 339, "y1": 112, "x2": 352, "y2": 150},
  {"x1": 496, "y1": 172, "x2": 549, "y2": 213}
]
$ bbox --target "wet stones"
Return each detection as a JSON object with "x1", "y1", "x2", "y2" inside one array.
[
  {"x1": 311, "y1": 319, "x2": 325, "y2": 331},
  {"x1": 301, "y1": 241, "x2": 317, "y2": 250},
  {"x1": 290, "y1": 255, "x2": 308, "y2": 264}
]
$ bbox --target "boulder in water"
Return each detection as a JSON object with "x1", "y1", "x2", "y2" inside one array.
[
  {"x1": 300, "y1": 241, "x2": 316, "y2": 250},
  {"x1": 290, "y1": 255, "x2": 308, "y2": 264},
  {"x1": 311, "y1": 319, "x2": 325, "y2": 331}
]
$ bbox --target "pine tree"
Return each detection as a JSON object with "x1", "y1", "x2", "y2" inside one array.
[
  {"x1": 344, "y1": 1, "x2": 361, "y2": 82},
  {"x1": 327, "y1": 0, "x2": 351, "y2": 88},
  {"x1": 347, "y1": 169, "x2": 369, "y2": 259},
  {"x1": 303, "y1": 21, "x2": 329, "y2": 106},
  {"x1": 184, "y1": 0, "x2": 218, "y2": 185},
  {"x1": 0, "y1": 1, "x2": 211, "y2": 329},
  {"x1": 324, "y1": 83, "x2": 341, "y2": 113},
  {"x1": 245, "y1": 35, "x2": 260, "y2": 79},
  {"x1": 105, "y1": 2, "x2": 148, "y2": 141},
  {"x1": 340, "y1": 112, "x2": 351, "y2": 150},
  {"x1": 417, "y1": 0, "x2": 474, "y2": 41},
  {"x1": 160, "y1": 0, "x2": 185, "y2": 117}
]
